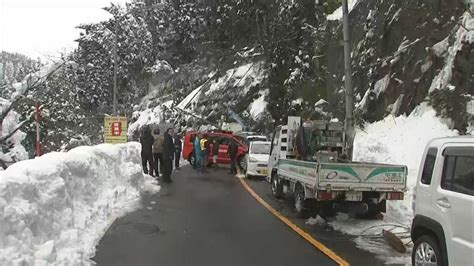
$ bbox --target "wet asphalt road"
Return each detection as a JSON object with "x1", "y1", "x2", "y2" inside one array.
[{"x1": 93, "y1": 166, "x2": 384, "y2": 266}]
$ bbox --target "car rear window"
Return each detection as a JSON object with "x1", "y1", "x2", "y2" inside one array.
[{"x1": 441, "y1": 147, "x2": 474, "y2": 196}]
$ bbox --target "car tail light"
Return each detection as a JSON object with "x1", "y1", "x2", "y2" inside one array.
[
  {"x1": 317, "y1": 191, "x2": 333, "y2": 200},
  {"x1": 387, "y1": 192, "x2": 404, "y2": 200}
]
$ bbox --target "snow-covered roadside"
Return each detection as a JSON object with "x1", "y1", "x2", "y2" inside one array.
[
  {"x1": 0, "y1": 142, "x2": 160, "y2": 265},
  {"x1": 352, "y1": 106, "x2": 458, "y2": 222},
  {"x1": 312, "y1": 106, "x2": 458, "y2": 264}
]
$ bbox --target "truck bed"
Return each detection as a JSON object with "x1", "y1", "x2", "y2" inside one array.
[{"x1": 277, "y1": 159, "x2": 407, "y2": 192}]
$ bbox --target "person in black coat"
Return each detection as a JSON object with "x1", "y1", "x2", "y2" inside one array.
[
  {"x1": 227, "y1": 140, "x2": 239, "y2": 175},
  {"x1": 139, "y1": 125, "x2": 154, "y2": 175},
  {"x1": 174, "y1": 133, "x2": 182, "y2": 169},
  {"x1": 162, "y1": 128, "x2": 176, "y2": 182},
  {"x1": 212, "y1": 138, "x2": 220, "y2": 167}
]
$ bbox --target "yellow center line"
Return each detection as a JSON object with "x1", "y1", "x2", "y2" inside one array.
[{"x1": 238, "y1": 177, "x2": 350, "y2": 266}]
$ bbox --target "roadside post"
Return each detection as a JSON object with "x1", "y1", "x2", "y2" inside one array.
[
  {"x1": 35, "y1": 103, "x2": 41, "y2": 157},
  {"x1": 104, "y1": 116, "x2": 128, "y2": 144}
]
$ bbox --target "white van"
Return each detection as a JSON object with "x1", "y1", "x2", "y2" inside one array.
[
  {"x1": 411, "y1": 136, "x2": 473, "y2": 266},
  {"x1": 245, "y1": 141, "x2": 271, "y2": 179}
]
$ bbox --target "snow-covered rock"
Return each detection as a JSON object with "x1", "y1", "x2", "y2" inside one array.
[{"x1": 0, "y1": 142, "x2": 159, "y2": 265}]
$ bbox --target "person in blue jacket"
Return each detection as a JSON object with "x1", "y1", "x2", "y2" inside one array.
[{"x1": 193, "y1": 133, "x2": 202, "y2": 170}]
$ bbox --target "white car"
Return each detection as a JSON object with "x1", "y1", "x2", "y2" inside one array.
[
  {"x1": 246, "y1": 135, "x2": 267, "y2": 142},
  {"x1": 245, "y1": 141, "x2": 271, "y2": 179},
  {"x1": 411, "y1": 136, "x2": 473, "y2": 266}
]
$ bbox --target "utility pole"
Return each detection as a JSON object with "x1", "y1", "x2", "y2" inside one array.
[
  {"x1": 35, "y1": 103, "x2": 41, "y2": 157},
  {"x1": 342, "y1": 0, "x2": 355, "y2": 160},
  {"x1": 113, "y1": 18, "x2": 118, "y2": 115}
]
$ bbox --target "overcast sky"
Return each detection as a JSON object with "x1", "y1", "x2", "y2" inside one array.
[{"x1": 0, "y1": 0, "x2": 130, "y2": 60}]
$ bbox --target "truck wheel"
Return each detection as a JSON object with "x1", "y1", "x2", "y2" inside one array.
[
  {"x1": 412, "y1": 235, "x2": 443, "y2": 266},
  {"x1": 319, "y1": 201, "x2": 336, "y2": 219},
  {"x1": 271, "y1": 174, "x2": 283, "y2": 199},
  {"x1": 356, "y1": 200, "x2": 380, "y2": 219},
  {"x1": 294, "y1": 183, "x2": 311, "y2": 218}
]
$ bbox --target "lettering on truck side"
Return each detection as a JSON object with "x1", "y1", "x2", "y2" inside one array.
[{"x1": 288, "y1": 166, "x2": 317, "y2": 177}]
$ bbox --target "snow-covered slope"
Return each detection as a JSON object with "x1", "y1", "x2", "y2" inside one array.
[
  {"x1": 178, "y1": 61, "x2": 267, "y2": 119},
  {"x1": 129, "y1": 61, "x2": 267, "y2": 135},
  {"x1": 353, "y1": 105, "x2": 458, "y2": 222},
  {"x1": 0, "y1": 142, "x2": 159, "y2": 265},
  {"x1": 325, "y1": 105, "x2": 458, "y2": 264}
]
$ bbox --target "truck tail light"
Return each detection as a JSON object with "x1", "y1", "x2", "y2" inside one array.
[
  {"x1": 387, "y1": 192, "x2": 404, "y2": 200},
  {"x1": 317, "y1": 191, "x2": 333, "y2": 200}
]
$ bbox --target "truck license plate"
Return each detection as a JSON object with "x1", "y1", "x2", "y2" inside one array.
[
  {"x1": 260, "y1": 169, "x2": 268, "y2": 175},
  {"x1": 345, "y1": 191, "x2": 362, "y2": 201}
]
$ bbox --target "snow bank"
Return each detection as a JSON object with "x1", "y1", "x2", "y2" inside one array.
[
  {"x1": 353, "y1": 105, "x2": 458, "y2": 222},
  {"x1": 327, "y1": 0, "x2": 359, "y2": 21},
  {"x1": 0, "y1": 142, "x2": 159, "y2": 265},
  {"x1": 321, "y1": 106, "x2": 457, "y2": 264}
]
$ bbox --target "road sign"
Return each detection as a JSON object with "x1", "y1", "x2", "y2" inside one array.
[{"x1": 104, "y1": 116, "x2": 128, "y2": 144}]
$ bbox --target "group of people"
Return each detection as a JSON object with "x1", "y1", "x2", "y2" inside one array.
[
  {"x1": 139, "y1": 125, "x2": 182, "y2": 183},
  {"x1": 190, "y1": 133, "x2": 240, "y2": 175}
]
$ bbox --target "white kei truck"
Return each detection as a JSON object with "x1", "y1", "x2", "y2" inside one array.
[{"x1": 267, "y1": 116, "x2": 408, "y2": 217}]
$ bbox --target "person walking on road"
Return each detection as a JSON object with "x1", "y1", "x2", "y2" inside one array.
[
  {"x1": 194, "y1": 133, "x2": 202, "y2": 170},
  {"x1": 212, "y1": 138, "x2": 220, "y2": 168},
  {"x1": 200, "y1": 134, "x2": 210, "y2": 172},
  {"x1": 152, "y1": 128, "x2": 164, "y2": 177},
  {"x1": 174, "y1": 133, "x2": 182, "y2": 170},
  {"x1": 190, "y1": 133, "x2": 197, "y2": 169},
  {"x1": 162, "y1": 128, "x2": 175, "y2": 183},
  {"x1": 228, "y1": 140, "x2": 239, "y2": 175},
  {"x1": 139, "y1": 125, "x2": 154, "y2": 175}
]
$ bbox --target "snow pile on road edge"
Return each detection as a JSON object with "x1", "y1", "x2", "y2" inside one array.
[
  {"x1": 0, "y1": 142, "x2": 160, "y2": 265},
  {"x1": 323, "y1": 105, "x2": 457, "y2": 264},
  {"x1": 352, "y1": 105, "x2": 458, "y2": 222}
]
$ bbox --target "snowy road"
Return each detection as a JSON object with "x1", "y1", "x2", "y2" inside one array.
[
  {"x1": 93, "y1": 166, "x2": 334, "y2": 265},
  {"x1": 93, "y1": 166, "x2": 383, "y2": 266}
]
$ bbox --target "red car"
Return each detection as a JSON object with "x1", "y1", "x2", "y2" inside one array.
[{"x1": 182, "y1": 130, "x2": 248, "y2": 167}]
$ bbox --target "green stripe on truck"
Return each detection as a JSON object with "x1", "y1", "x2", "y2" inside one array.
[
  {"x1": 320, "y1": 165, "x2": 360, "y2": 179},
  {"x1": 366, "y1": 167, "x2": 406, "y2": 180},
  {"x1": 278, "y1": 159, "x2": 317, "y2": 168}
]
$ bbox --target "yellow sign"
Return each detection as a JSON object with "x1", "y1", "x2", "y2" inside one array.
[{"x1": 104, "y1": 116, "x2": 128, "y2": 144}]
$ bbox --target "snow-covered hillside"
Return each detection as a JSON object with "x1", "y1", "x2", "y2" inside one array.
[
  {"x1": 0, "y1": 143, "x2": 159, "y2": 265},
  {"x1": 129, "y1": 61, "x2": 267, "y2": 136}
]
